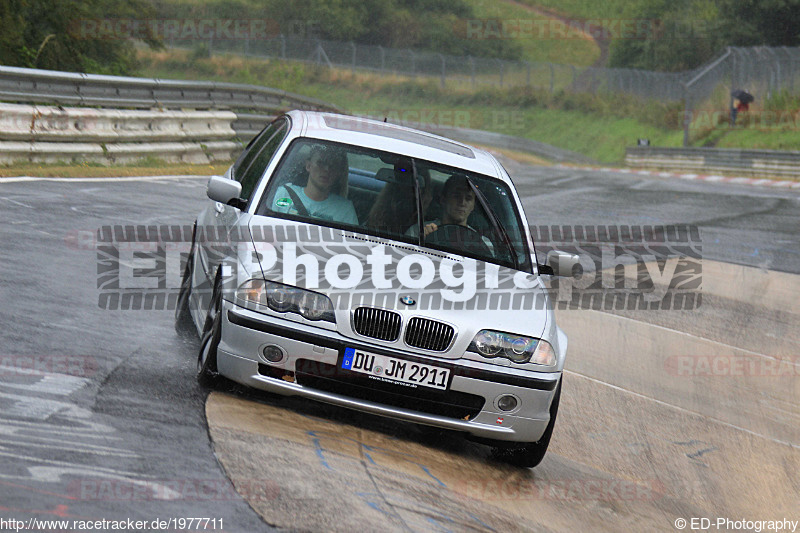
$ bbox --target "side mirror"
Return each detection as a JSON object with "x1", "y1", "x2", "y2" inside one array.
[
  {"x1": 544, "y1": 250, "x2": 581, "y2": 277},
  {"x1": 207, "y1": 175, "x2": 243, "y2": 206}
]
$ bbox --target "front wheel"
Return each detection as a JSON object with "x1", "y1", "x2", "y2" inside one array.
[
  {"x1": 197, "y1": 288, "x2": 221, "y2": 386},
  {"x1": 492, "y1": 378, "x2": 562, "y2": 468}
]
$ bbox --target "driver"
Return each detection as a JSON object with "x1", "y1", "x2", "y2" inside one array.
[{"x1": 406, "y1": 174, "x2": 494, "y2": 253}]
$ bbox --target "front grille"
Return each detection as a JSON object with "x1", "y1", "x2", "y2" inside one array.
[
  {"x1": 352, "y1": 307, "x2": 401, "y2": 341},
  {"x1": 291, "y1": 359, "x2": 485, "y2": 420},
  {"x1": 404, "y1": 317, "x2": 455, "y2": 351}
]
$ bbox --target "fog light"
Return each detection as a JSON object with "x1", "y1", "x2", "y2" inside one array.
[
  {"x1": 262, "y1": 345, "x2": 285, "y2": 363},
  {"x1": 497, "y1": 395, "x2": 518, "y2": 412}
]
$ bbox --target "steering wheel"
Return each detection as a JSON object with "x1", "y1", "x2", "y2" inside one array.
[{"x1": 425, "y1": 224, "x2": 492, "y2": 257}]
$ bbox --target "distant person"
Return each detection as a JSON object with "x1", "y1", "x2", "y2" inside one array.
[
  {"x1": 730, "y1": 91, "x2": 753, "y2": 126},
  {"x1": 272, "y1": 144, "x2": 358, "y2": 225},
  {"x1": 730, "y1": 99, "x2": 750, "y2": 125}
]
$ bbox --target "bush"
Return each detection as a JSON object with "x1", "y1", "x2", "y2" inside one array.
[{"x1": 190, "y1": 43, "x2": 211, "y2": 62}]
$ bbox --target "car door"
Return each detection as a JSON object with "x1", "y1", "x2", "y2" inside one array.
[{"x1": 194, "y1": 117, "x2": 290, "y2": 315}]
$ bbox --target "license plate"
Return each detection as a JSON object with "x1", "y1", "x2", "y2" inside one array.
[{"x1": 342, "y1": 347, "x2": 450, "y2": 391}]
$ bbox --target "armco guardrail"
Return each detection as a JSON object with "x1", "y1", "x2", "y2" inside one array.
[
  {"x1": 0, "y1": 66, "x2": 596, "y2": 165},
  {"x1": 626, "y1": 146, "x2": 800, "y2": 178},
  {"x1": 0, "y1": 65, "x2": 339, "y2": 165},
  {"x1": 0, "y1": 65, "x2": 340, "y2": 115},
  {"x1": 0, "y1": 103, "x2": 238, "y2": 164}
]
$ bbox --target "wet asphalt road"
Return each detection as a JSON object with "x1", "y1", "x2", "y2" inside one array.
[
  {"x1": 0, "y1": 176, "x2": 268, "y2": 531},
  {"x1": 0, "y1": 167, "x2": 798, "y2": 531},
  {"x1": 503, "y1": 161, "x2": 800, "y2": 275}
]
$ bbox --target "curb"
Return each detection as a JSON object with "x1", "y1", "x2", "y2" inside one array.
[{"x1": 560, "y1": 165, "x2": 800, "y2": 189}]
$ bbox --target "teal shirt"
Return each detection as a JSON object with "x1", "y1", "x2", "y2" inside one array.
[{"x1": 272, "y1": 184, "x2": 358, "y2": 225}]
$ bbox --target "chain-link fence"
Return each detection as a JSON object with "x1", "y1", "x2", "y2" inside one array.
[
  {"x1": 177, "y1": 36, "x2": 800, "y2": 104},
  {"x1": 174, "y1": 35, "x2": 800, "y2": 145},
  {"x1": 680, "y1": 47, "x2": 800, "y2": 145},
  {"x1": 172, "y1": 35, "x2": 692, "y2": 100}
]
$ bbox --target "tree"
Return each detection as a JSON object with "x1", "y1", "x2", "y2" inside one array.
[
  {"x1": 0, "y1": 0, "x2": 162, "y2": 74},
  {"x1": 718, "y1": 0, "x2": 800, "y2": 47},
  {"x1": 609, "y1": 0, "x2": 724, "y2": 72},
  {"x1": 609, "y1": 0, "x2": 800, "y2": 72}
]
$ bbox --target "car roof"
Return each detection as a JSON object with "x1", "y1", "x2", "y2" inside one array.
[{"x1": 286, "y1": 110, "x2": 507, "y2": 181}]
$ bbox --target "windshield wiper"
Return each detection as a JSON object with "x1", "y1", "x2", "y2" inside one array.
[{"x1": 465, "y1": 178, "x2": 519, "y2": 269}]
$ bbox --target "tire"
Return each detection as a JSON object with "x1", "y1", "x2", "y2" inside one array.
[
  {"x1": 492, "y1": 378, "x2": 562, "y2": 468},
  {"x1": 197, "y1": 284, "x2": 222, "y2": 386}
]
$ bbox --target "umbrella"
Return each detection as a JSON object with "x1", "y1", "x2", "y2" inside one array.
[{"x1": 731, "y1": 89, "x2": 754, "y2": 104}]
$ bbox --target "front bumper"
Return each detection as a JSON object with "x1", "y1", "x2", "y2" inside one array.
[{"x1": 216, "y1": 302, "x2": 561, "y2": 443}]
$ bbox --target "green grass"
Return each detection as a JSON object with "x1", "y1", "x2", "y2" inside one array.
[
  {"x1": 0, "y1": 160, "x2": 231, "y2": 178},
  {"x1": 352, "y1": 100, "x2": 682, "y2": 162},
  {"x1": 135, "y1": 48, "x2": 799, "y2": 163},
  {"x1": 715, "y1": 128, "x2": 800, "y2": 151},
  {"x1": 510, "y1": 108, "x2": 682, "y2": 162}
]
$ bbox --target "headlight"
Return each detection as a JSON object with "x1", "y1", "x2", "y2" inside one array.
[
  {"x1": 236, "y1": 279, "x2": 335, "y2": 322},
  {"x1": 474, "y1": 330, "x2": 503, "y2": 356},
  {"x1": 265, "y1": 283, "x2": 295, "y2": 313},
  {"x1": 297, "y1": 291, "x2": 331, "y2": 321},
  {"x1": 468, "y1": 330, "x2": 556, "y2": 366}
]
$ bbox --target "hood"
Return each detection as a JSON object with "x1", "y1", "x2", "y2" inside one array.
[{"x1": 249, "y1": 219, "x2": 549, "y2": 359}]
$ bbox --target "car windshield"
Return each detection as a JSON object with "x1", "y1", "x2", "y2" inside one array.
[{"x1": 257, "y1": 138, "x2": 532, "y2": 273}]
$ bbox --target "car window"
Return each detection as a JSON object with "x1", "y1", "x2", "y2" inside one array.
[
  {"x1": 257, "y1": 138, "x2": 532, "y2": 273},
  {"x1": 233, "y1": 118, "x2": 289, "y2": 203},
  {"x1": 416, "y1": 161, "x2": 533, "y2": 273}
]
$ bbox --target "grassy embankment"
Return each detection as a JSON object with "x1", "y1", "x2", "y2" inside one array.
[
  {"x1": 145, "y1": 47, "x2": 800, "y2": 161},
  {"x1": 137, "y1": 48, "x2": 684, "y2": 163},
  {"x1": 461, "y1": 0, "x2": 600, "y2": 66},
  {"x1": 5, "y1": 49, "x2": 795, "y2": 177},
  {"x1": 0, "y1": 160, "x2": 230, "y2": 178},
  {"x1": 5, "y1": 0, "x2": 798, "y2": 176}
]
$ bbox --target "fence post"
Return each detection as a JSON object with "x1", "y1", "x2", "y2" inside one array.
[
  {"x1": 683, "y1": 82, "x2": 691, "y2": 147},
  {"x1": 729, "y1": 47, "x2": 736, "y2": 125}
]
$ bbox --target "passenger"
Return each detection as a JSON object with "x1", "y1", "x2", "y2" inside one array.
[
  {"x1": 367, "y1": 168, "x2": 432, "y2": 234},
  {"x1": 272, "y1": 144, "x2": 358, "y2": 225}
]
